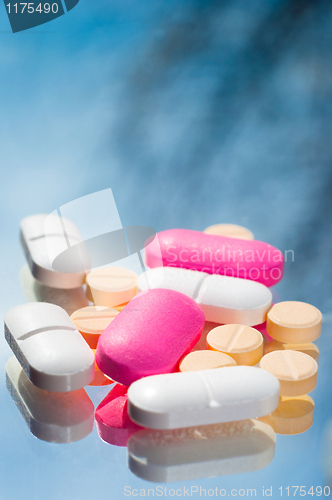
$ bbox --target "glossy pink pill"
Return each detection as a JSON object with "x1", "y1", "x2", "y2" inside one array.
[
  {"x1": 146, "y1": 229, "x2": 284, "y2": 287},
  {"x1": 96, "y1": 289, "x2": 205, "y2": 386}
]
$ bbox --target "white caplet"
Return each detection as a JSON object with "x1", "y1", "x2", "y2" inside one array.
[
  {"x1": 128, "y1": 365, "x2": 280, "y2": 430},
  {"x1": 137, "y1": 267, "x2": 272, "y2": 325},
  {"x1": 20, "y1": 213, "x2": 90, "y2": 289},
  {"x1": 4, "y1": 302, "x2": 95, "y2": 392}
]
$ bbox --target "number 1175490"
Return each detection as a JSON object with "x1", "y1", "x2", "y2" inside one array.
[{"x1": 6, "y1": 3, "x2": 59, "y2": 14}]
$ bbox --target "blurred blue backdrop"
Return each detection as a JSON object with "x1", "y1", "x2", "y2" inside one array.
[{"x1": 0, "y1": 0, "x2": 332, "y2": 498}]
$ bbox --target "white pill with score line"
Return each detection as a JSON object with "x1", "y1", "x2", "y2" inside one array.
[
  {"x1": 4, "y1": 302, "x2": 95, "y2": 392},
  {"x1": 128, "y1": 365, "x2": 280, "y2": 429},
  {"x1": 137, "y1": 267, "x2": 272, "y2": 325}
]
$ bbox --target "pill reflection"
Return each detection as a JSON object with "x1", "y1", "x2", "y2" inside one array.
[
  {"x1": 20, "y1": 264, "x2": 90, "y2": 316},
  {"x1": 89, "y1": 349, "x2": 113, "y2": 387},
  {"x1": 264, "y1": 339, "x2": 319, "y2": 363},
  {"x1": 6, "y1": 357, "x2": 94, "y2": 443},
  {"x1": 259, "y1": 395, "x2": 315, "y2": 435},
  {"x1": 95, "y1": 384, "x2": 142, "y2": 447},
  {"x1": 127, "y1": 419, "x2": 276, "y2": 483}
]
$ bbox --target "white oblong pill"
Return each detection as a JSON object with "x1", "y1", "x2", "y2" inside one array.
[
  {"x1": 128, "y1": 366, "x2": 280, "y2": 430},
  {"x1": 6, "y1": 357, "x2": 94, "y2": 443},
  {"x1": 20, "y1": 214, "x2": 90, "y2": 289},
  {"x1": 128, "y1": 419, "x2": 275, "y2": 483},
  {"x1": 4, "y1": 302, "x2": 95, "y2": 392},
  {"x1": 137, "y1": 267, "x2": 272, "y2": 326}
]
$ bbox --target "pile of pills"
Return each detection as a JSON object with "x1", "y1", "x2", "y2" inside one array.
[{"x1": 4, "y1": 215, "x2": 322, "y2": 480}]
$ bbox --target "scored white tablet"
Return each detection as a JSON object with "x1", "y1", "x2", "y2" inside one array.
[
  {"x1": 128, "y1": 366, "x2": 280, "y2": 429},
  {"x1": 20, "y1": 213, "x2": 90, "y2": 289},
  {"x1": 137, "y1": 267, "x2": 272, "y2": 325},
  {"x1": 4, "y1": 302, "x2": 95, "y2": 392}
]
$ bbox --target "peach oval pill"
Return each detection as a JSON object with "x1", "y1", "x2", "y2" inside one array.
[
  {"x1": 179, "y1": 350, "x2": 236, "y2": 372},
  {"x1": 266, "y1": 301, "x2": 322, "y2": 344},
  {"x1": 207, "y1": 324, "x2": 264, "y2": 366},
  {"x1": 96, "y1": 289, "x2": 205, "y2": 386},
  {"x1": 259, "y1": 395, "x2": 315, "y2": 435},
  {"x1": 260, "y1": 350, "x2": 318, "y2": 397},
  {"x1": 264, "y1": 340, "x2": 319, "y2": 363},
  {"x1": 145, "y1": 229, "x2": 284, "y2": 287},
  {"x1": 203, "y1": 224, "x2": 254, "y2": 240},
  {"x1": 86, "y1": 266, "x2": 137, "y2": 308},
  {"x1": 70, "y1": 306, "x2": 119, "y2": 349}
]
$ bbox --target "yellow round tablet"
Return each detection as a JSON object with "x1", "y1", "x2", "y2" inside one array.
[
  {"x1": 264, "y1": 340, "x2": 319, "y2": 363},
  {"x1": 266, "y1": 301, "x2": 322, "y2": 344},
  {"x1": 206, "y1": 324, "x2": 264, "y2": 366},
  {"x1": 71, "y1": 305, "x2": 119, "y2": 349},
  {"x1": 203, "y1": 224, "x2": 254, "y2": 240},
  {"x1": 86, "y1": 267, "x2": 137, "y2": 308},
  {"x1": 260, "y1": 350, "x2": 318, "y2": 397},
  {"x1": 179, "y1": 350, "x2": 236, "y2": 372},
  {"x1": 259, "y1": 395, "x2": 315, "y2": 435}
]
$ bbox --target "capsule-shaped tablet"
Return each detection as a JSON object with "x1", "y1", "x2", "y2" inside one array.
[
  {"x1": 128, "y1": 419, "x2": 276, "y2": 483},
  {"x1": 138, "y1": 267, "x2": 272, "y2": 325},
  {"x1": 20, "y1": 214, "x2": 90, "y2": 289},
  {"x1": 96, "y1": 289, "x2": 205, "y2": 386},
  {"x1": 145, "y1": 229, "x2": 284, "y2": 287},
  {"x1": 4, "y1": 302, "x2": 95, "y2": 392},
  {"x1": 128, "y1": 366, "x2": 280, "y2": 429},
  {"x1": 6, "y1": 357, "x2": 94, "y2": 443}
]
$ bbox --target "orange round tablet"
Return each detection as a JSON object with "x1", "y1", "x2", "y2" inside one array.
[
  {"x1": 206, "y1": 324, "x2": 264, "y2": 366},
  {"x1": 86, "y1": 267, "x2": 137, "y2": 308},
  {"x1": 266, "y1": 301, "x2": 322, "y2": 344},
  {"x1": 264, "y1": 340, "x2": 319, "y2": 363},
  {"x1": 260, "y1": 350, "x2": 318, "y2": 397},
  {"x1": 179, "y1": 350, "x2": 236, "y2": 372},
  {"x1": 71, "y1": 305, "x2": 119, "y2": 349},
  {"x1": 203, "y1": 224, "x2": 254, "y2": 240},
  {"x1": 259, "y1": 395, "x2": 315, "y2": 435}
]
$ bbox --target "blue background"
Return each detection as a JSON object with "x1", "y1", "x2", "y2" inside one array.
[{"x1": 0, "y1": 0, "x2": 332, "y2": 498}]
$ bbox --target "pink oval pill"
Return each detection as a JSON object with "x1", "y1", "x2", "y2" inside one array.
[
  {"x1": 96, "y1": 289, "x2": 205, "y2": 386},
  {"x1": 146, "y1": 229, "x2": 284, "y2": 287}
]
